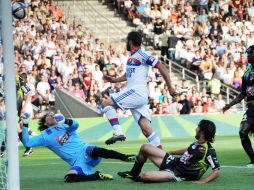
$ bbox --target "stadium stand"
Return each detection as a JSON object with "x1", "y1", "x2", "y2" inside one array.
[{"x1": 0, "y1": 0, "x2": 249, "y2": 117}]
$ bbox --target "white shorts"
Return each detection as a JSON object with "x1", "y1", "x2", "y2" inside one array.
[{"x1": 111, "y1": 87, "x2": 150, "y2": 122}]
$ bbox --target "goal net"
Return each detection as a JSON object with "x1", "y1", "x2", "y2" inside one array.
[
  {"x1": 0, "y1": 26, "x2": 6, "y2": 189},
  {"x1": 0, "y1": 121, "x2": 7, "y2": 190}
]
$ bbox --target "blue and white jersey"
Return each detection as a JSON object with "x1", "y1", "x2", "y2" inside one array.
[
  {"x1": 22, "y1": 120, "x2": 86, "y2": 166},
  {"x1": 126, "y1": 49, "x2": 159, "y2": 89}
]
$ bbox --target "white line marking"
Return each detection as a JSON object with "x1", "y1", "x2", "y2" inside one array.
[{"x1": 20, "y1": 161, "x2": 254, "y2": 169}]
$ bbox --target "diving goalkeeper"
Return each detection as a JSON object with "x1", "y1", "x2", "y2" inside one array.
[{"x1": 20, "y1": 112, "x2": 135, "y2": 183}]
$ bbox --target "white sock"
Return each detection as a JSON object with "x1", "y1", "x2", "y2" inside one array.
[
  {"x1": 147, "y1": 132, "x2": 161, "y2": 147},
  {"x1": 103, "y1": 106, "x2": 124, "y2": 135}
]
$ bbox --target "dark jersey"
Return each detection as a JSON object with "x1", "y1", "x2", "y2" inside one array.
[
  {"x1": 161, "y1": 141, "x2": 220, "y2": 180},
  {"x1": 16, "y1": 76, "x2": 31, "y2": 116},
  {"x1": 241, "y1": 64, "x2": 254, "y2": 102}
]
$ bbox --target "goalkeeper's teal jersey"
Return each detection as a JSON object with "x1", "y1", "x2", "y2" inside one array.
[{"x1": 22, "y1": 120, "x2": 87, "y2": 165}]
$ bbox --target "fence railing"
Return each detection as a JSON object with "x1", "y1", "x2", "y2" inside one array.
[{"x1": 160, "y1": 56, "x2": 246, "y2": 111}]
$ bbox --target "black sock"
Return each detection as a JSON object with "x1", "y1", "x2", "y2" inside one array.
[
  {"x1": 130, "y1": 157, "x2": 144, "y2": 177},
  {"x1": 90, "y1": 147, "x2": 128, "y2": 161},
  {"x1": 1, "y1": 140, "x2": 6, "y2": 153},
  {"x1": 241, "y1": 137, "x2": 254, "y2": 163},
  {"x1": 64, "y1": 173, "x2": 99, "y2": 182}
]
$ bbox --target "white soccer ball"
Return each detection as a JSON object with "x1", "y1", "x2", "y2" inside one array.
[{"x1": 12, "y1": 2, "x2": 27, "y2": 19}]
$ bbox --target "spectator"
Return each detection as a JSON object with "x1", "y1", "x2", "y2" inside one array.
[
  {"x1": 231, "y1": 70, "x2": 242, "y2": 90},
  {"x1": 209, "y1": 21, "x2": 223, "y2": 40},
  {"x1": 71, "y1": 83, "x2": 86, "y2": 101},
  {"x1": 208, "y1": 74, "x2": 222, "y2": 96},
  {"x1": 214, "y1": 94, "x2": 226, "y2": 111},
  {"x1": 199, "y1": 55, "x2": 213, "y2": 80},
  {"x1": 203, "y1": 97, "x2": 216, "y2": 113},
  {"x1": 167, "y1": 30, "x2": 178, "y2": 61},
  {"x1": 36, "y1": 74, "x2": 51, "y2": 109},
  {"x1": 153, "y1": 18, "x2": 164, "y2": 48},
  {"x1": 178, "y1": 94, "x2": 194, "y2": 114}
]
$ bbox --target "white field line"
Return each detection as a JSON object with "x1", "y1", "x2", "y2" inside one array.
[{"x1": 20, "y1": 161, "x2": 253, "y2": 169}]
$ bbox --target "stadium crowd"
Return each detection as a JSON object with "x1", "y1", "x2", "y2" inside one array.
[
  {"x1": 104, "y1": 0, "x2": 254, "y2": 112},
  {"x1": 112, "y1": 0, "x2": 251, "y2": 84},
  {"x1": 3, "y1": 0, "x2": 248, "y2": 120}
]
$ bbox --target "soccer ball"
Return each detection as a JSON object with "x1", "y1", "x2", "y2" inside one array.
[{"x1": 12, "y1": 2, "x2": 27, "y2": 19}]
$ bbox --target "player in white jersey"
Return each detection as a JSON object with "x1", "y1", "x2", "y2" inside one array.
[{"x1": 101, "y1": 31, "x2": 175, "y2": 147}]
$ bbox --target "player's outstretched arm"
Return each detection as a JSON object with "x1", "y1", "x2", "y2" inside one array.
[
  {"x1": 156, "y1": 63, "x2": 175, "y2": 96},
  {"x1": 168, "y1": 148, "x2": 187, "y2": 155},
  {"x1": 193, "y1": 169, "x2": 220, "y2": 184},
  {"x1": 103, "y1": 73, "x2": 127, "y2": 83},
  {"x1": 65, "y1": 119, "x2": 79, "y2": 132},
  {"x1": 20, "y1": 113, "x2": 46, "y2": 147},
  {"x1": 222, "y1": 92, "x2": 246, "y2": 113}
]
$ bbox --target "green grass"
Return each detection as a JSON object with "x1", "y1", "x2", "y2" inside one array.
[{"x1": 20, "y1": 136, "x2": 254, "y2": 190}]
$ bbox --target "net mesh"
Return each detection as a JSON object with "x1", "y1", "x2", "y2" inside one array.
[
  {"x1": 0, "y1": 121, "x2": 7, "y2": 190},
  {"x1": 0, "y1": 24, "x2": 7, "y2": 190}
]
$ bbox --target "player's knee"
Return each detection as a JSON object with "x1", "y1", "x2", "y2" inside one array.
[
  {"x1": 140, "y1": 144, "x2": 152, "y2": 154},
  {"x1": 239, "y1": 130, "x2": 248, "y2": 139},
  {"x1": 64, "y1": 174, "x2": 77, "y2": 183},
  {"x1": 141, "y1": 172, "x2": 152, "y2": 182},
  {"x1": 239, "y1": 123, "x2": 250, "y2": 139}
]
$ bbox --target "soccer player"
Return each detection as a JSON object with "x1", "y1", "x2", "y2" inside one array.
[
  {"x1": 118, "y1": 120, "x2": 220, "y2": 184},
  {"x1": 20, "y1": 112, "x2": 135, "y2": 183},
  {"x1": 222, "y1": 45, "x2": 254, "y2": 168},
  {"x1": 101, "y1": 31, "x2": 175, "y2": 147},
  {"x1": 15, "y1": 63, "x2": 33, "y2": 156}
]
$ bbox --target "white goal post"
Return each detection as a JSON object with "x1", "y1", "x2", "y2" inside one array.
[{"x1": 0, "y1": 0, "x2": 20, "y2": 190}]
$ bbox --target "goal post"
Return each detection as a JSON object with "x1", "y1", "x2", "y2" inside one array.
[{"x1": 0, "y1": 0, "x2": 20, "y2": 190}]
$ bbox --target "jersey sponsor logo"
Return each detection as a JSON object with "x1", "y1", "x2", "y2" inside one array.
[
  {"x1": 56, "y1": 132, "x2": 71, "y2": 146},
  {"x1": 180, "y1": 151, "x2": 193, "y2": 164},
  {"x1": 126, "y1": 67, "x2": 136, "y2": 78},
  {"x1": 127, "y1": 58, "x2": 141, "y2": 66},
  {"x1": 198, "y1": 146, "x2": 206, "y2": 152}
]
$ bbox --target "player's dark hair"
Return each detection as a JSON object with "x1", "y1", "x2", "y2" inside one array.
[
  {"x1": 38, "y1": 115, "x2": 47, "y2": 131},
  {"x1": 198, "y1": 119, "x2": 216, "y2": 143},
  {"x1": 127, "y1": 31, "x2": 142, "y2": 46}
]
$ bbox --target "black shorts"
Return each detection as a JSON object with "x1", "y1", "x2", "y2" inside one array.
[
  {"x1": 159, "y1": 153, "x2": 175, "y2": 171},
  {"x1": 241, "y1": 108, "x2": 254, "y2": 133},
  {"x1": 159, "y1": 153, "x2": 183, "y2": 181}
]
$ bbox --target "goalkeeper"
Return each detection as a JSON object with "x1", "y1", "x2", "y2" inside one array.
[{"x1": 20, "y1": 112, "x2": 135, "y2": 183}]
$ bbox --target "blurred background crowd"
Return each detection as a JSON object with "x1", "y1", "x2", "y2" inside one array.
[{"x1": 1, "y1": 0, "x2": 252, "y2": 119}]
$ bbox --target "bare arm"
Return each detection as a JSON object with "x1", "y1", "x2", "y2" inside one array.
[
  {"x1": 222, "y1": 92, "x2": 246, "y2": 113},
  {"x1": 193, "y1": 169, "x2": 220, "y2": 184},
  {"x1": 168, "y1": 148, "x2": 187, "y2": 155},
  {"x1": 103, "y1": 73, "x2": 127, "y2": 83},
  {"x1": 21, "y1": 93, "x2": 31, "y2": 114},
  {"x1": 156, "y1": 63, "x2": 175, "y2": 96}
]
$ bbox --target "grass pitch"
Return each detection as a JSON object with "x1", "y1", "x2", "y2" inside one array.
[{"x1": 20, "y1": 136, "x2": 254, "y2": 190}]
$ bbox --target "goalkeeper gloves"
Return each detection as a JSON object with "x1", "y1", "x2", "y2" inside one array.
[
  {"x1": 20, "y1": 113, "x2": 31, "y2": 126},
  {"x1": 54, "y1": 113, "x2": 65, "y2": 124},
  {"x1": 54, "y1": 113, "x2": 73, "y2": 126}
]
